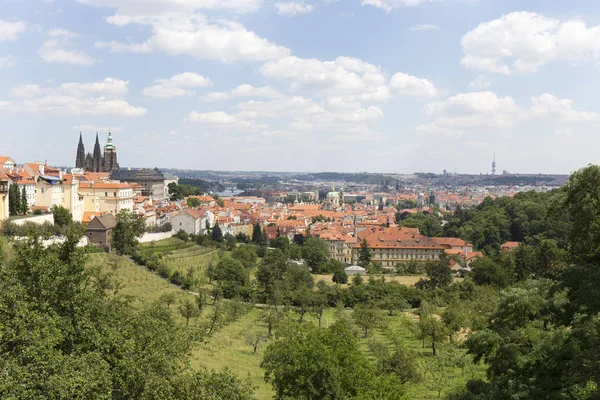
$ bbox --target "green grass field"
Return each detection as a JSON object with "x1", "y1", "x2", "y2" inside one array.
[
  {"x1": 140, "y1": 238, "x2": 220, "y2": 289},
  {"x1": 89, "y1": 239, "x2": 482, "y2": 399}
]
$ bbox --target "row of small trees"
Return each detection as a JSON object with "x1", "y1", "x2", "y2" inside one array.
[{"x1": 8, "y1": 184, "x2": 28, "y2": 216}]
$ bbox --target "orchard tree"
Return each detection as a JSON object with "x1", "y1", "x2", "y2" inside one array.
[
  {"x1": 301, "y1": 237, "x2": 330, "y2": 273},
  {"x1": 178, "y1": 298, "x2": 200, "y2": 327},
  {"x1": 354, "y1": 305, "x2": 386, "y2": 337},
  {"x1": 112, "y1": 209, "x2": 145, "y2": 255},
  {"x1": 212, "y1": 255, "x2": 251, "y2": 299}
]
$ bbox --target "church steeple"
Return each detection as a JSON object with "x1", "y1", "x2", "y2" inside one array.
[
  {"x1": 93, "y1": 132, "x2": 102, "y2": 172},
  {"x1": 75, "y1": 132, "x2": 86, "y2": 169}
]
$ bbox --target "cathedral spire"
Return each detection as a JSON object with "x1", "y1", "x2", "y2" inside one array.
[
  {"x1": 93, "y1": 132, "x2": 102, "y2": 172},
  {"x1": 75, "y1": 132, "x2": 86, "y2": 169}
]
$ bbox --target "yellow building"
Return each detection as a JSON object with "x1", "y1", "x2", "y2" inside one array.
[
  {"x1": 351, "y1": 227, "x2": 446, "y2": 268},
  {"x1": 78, "y1": 181, "x2": 134, "y2": 215},
  {"x1": 0, "y1": 171, "x2": 9, "y2": 222}
]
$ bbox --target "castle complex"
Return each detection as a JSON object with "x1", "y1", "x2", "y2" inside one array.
[{"x1": 75, "y1": 132, "x2": 119, "y2": 173}]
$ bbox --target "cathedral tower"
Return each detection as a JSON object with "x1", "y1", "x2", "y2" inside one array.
[
  {"x1": 75, "y1": 132, "x2": 86, "y2": 169},
  {"x1": 102, "y1": 132, "x2": 119, "y2": 172},
  {"x1": 92, "y1": 133, "x2": 102, "y2": 172}
]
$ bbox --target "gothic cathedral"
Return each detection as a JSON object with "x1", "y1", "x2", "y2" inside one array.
[{"x1": 75, "y1": 132, "x2": 120, "y2": 172}]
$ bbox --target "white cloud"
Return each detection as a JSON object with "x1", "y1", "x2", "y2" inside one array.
[
  {"x1": 186, "y1": 110, "x2": 265, "y2": 131},
  {"x1": 260, "y1": 56, "x2": 390, "y2": 101},
  {"x1": 0, "y1": 56, "x2": 16, "y2": 69},
  {"x1": 143, "y1": 72, "x2": 212, "y2": 98},
  {"x1": 95, "y1": 14, "x2": 289, "y2": 62},
  {"x1": 468, "y1": 75, "x2": 491, "y2": 90},
  {"x1": 203, "y1": 84, "x2": 282, "y2": 101},
  {"x1": 47, "y1": 28, "x2": 79, "y2": 38},
  {"x1": 76, "y1": 0, "x2": 263, "y2": 15},
  {"x1": 389, "y1": 72, "x2": 438, "y2": 97},
  {"x1": 362, "y1": 0, "x2": 438, "y2": 13},
  {"x1": 275, "y1": 2, "x2": 315, "y2": 16},
  {"x1": 425, "y1": 91, "x2": 519, "y2": 115},
  {"x1": 461, "y1": 12, "x2": 600, "y2": 74},
  {"x1": 530, "y1": 93, "x2": 600, "y2": 122},
  {"x1": 38, "y1": 28, "x2": 99, "y2": 65},
  {"x1": 418, "y1": 91, "x2": 523, "y2": 136},
  {"x1": 2, "y1": 78, "x2": 146, "y2": 117},
  {"x1": 10, "y1": 84, "x2": 42, "y2": 98},
  {"x1": 408, "y1": 24, "x2": 439, "y2": 31},
  {"x1": 58, "y1": 78, "x2": 130, "y2": 97},
  {"x1": 555, "y1": 127, "x2": 574, "y2": 137},
  {"x1": 72, "y1": 125, "x2": 125, "y2": 133},
  {"x1": 39, "y1": 39, "x2": 99, "y2": 65},
  {"x1": 261, "y1": 56, "x2": 438, "y2": 104},
  {"x1": 418, "y1": 91, "x2": 599, "y2": 138},
  {"x1": 0, "y1": 19, "x2": 26, "y2": 41}
]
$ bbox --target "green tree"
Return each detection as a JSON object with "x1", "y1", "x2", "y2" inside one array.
[
  {"x1": 288, "y1": 243, "x2": 302, "y2": 260},
  {"x1": 212, "y1": 255, "x2": 251, "y2": 299},
  {"x1": 178, "y1": 298, "x2": 200, "y2": 327},
  {"x1": 20, "y1": 186, "x2": 28, "y2": 215},
  {"x1": 358, "y1": 238, "x2": 372, "y2": 268},
  {"x1": 262, "y1": 318, "x2": 402, "y2": 400},
  {"x1": 416, "y1": 254, "x2": 453, "y2": 290},
  {"x1": 112, "y1": 209, "x2": 145, "y2": 255},
  {"x1": 0, "y1": 225, "x2": 254, "y2": 400},
  {"x1": 353, "y1": 305, "x2": 386, "y2": 337},
  {"x1": 270, "y1": 235, "x2": 290, "y2": 254},
  {"x1": 50, "y1": 204, "x2": 72, "y2": 227},
  {"x1": 232, "y1": 245, "x2": 258, "y2": 268},
  {"x1": 252, "y1": 223, "x2": 266, "y2": 246},
  {"x1": 563, "y1": 165, "x2": 600, "y2": 263},
  {"x1": 8, "y1": 183, "x2": 19, "y2": 216},
  {"x1": 211, "y1": 222, "x2": 223, "y2": 242},
  {"x1": 186, "y1": 197, "x2": 201, "y2": 207},
  {"x1": 301, "y1": 237, "x2": 330, "y2": 273},
  {"x1": 419, "y1": 316, "x2": 448, "y2": 356},
  {"x1": 332, "y1": 269, "x2": 348, "y2": 284}
]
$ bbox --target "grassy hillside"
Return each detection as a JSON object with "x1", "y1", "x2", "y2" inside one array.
[{"x1": 88, "y1": 240, "x2": 483, "y2": 400}]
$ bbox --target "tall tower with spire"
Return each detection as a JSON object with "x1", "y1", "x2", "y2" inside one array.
[
  {"x1": 102, "y1": 131, "x2": 119, "y2": 172},
  {"x1": 75, "y1": 132, "x2": 86, "y2": 169},
  {"x1": 92, "y1": 133, "x2": 103, "y2": 172},
  {"x1": 491, "y1": 153, "x2": 496, "y2": 176}
]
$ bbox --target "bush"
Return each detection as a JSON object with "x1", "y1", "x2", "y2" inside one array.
[
  {"x1": 170, "y1": 270, "x2": 186, "y2": 286},
  {"x1": 332, "y1": 269, "x2": 349, "y2": 284},
  {"x1": 33, "y1": 209, "x2": 43, "y2": 216},
  {"x1": 174, "y1": 230, "x2": 190, "y2": 242}
]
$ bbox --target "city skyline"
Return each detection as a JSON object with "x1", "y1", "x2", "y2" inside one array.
[{"x1": 1, "y1": 0, "x2": 600, "y2": 174}]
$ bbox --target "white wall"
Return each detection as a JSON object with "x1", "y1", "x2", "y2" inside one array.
[
  {"x1": 138, "y1": 231, "x2": 174, "y2": 243},
  {"x1": 12, "y1": 214, "x2": 54, "y2": 225}
]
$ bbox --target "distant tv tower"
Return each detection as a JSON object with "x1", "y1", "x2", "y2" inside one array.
[{"x1": 491, "y1": 153, "x2": 496, "y2": 175}]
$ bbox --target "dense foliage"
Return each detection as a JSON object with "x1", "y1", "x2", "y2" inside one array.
[
  {"x1": 0, "y1": 226, "x2": 255, "y2": 399},
  {"x1": 451, "y1": 165, "x2": 600, "y2": 399}
]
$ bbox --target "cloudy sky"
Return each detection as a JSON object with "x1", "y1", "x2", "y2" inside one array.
[{"x1": 1, "y1": 0, "x2": 599, "y2": 174}]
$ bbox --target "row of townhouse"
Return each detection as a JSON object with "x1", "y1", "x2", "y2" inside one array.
[{"x1": 317, "y1": 224, "x2": 484, "y2": 269}]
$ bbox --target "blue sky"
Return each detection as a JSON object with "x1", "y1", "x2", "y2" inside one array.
[{"x1": 1, "y1": 0, "x2": 600, "y2": 174}]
